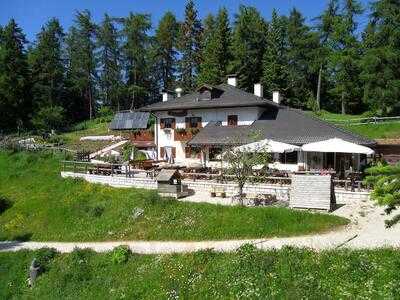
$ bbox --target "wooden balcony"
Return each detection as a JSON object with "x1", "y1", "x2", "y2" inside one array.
[
  {"x1": 174, "y1": 128, "x2": 200, "y2": 141},
  {"x1": 130, "y1": 130, "x2": 154, "y2": 142}
]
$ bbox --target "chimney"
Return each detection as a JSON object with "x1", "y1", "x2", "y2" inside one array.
[
  {"x1": 254, "y1": 83, "x2": 263, "y2": 98},
  {"x1": 272, "y1": 91, "x2": 282, "y2": 104},
  {"x1": 175, "y1": 87, "x2": 183, "y2": 98},
  {"x1": 162, "y1": 90, "x2": 174, "y2": 102},
  {"x1": 227, "y1": 74, "x2": 237, "y2": 87}
]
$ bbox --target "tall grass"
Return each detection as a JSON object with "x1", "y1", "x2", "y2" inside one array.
[
  {"x1": 0, "y1": 151, "x2": 348, "y2": 241},
  {"x1": 1, "y1": 247, "x2": 400, "y2": 299}
]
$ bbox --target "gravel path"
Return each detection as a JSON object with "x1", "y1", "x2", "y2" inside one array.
[{"x1": 1, "y1": 199, "x2": 399, "y2": 253}]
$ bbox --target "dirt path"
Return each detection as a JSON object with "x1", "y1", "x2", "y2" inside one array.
[{"x1": 1, "y1": 199, "x2": 399, "y2": 253}]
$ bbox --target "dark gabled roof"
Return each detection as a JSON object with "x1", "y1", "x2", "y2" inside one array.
[
  {"x1": 188, "y1": 122, "x2": 255, "y2": 146},
  {"x1": 109, "y1": 111, "x2": 150, "y2": 130},
  {"x1": 156, "y1": 169, "x2": 180, "y2": 182},
  {"x1": 188, "y1": 108, "x2": 376, "y2": 147},
  {"x1": 251, "y1": 108, "x2": 375, "y2": 146},
  {"x1": 140, "y1": 83, "x2": 279, "y2": 112}
]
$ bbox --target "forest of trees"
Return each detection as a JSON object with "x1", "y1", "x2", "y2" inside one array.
[{"x1": 0, "y1": 0, "x2": 400, "y2": 133}]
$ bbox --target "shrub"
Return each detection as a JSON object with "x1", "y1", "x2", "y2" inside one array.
[
  {"x1": 111, "y1": 245, "x2": 131, "y2": 264},
  {"x1": 0, "y1": 195, "x2": 12, "y2": 214},
  {"x1": 32, "y1": 106, "x2": 65, "y2": 132},
  {"x1": 35, "y1": 247, "x2": 58, "y2": 272}
]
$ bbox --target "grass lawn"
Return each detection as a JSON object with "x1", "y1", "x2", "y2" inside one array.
[
  {"x1": 1, "y1": 247, "x2": 400, "y2": 299},
  {"x1": 311, "y1": 111, "x2": 400, "y2": 139},
  {"x1": 0, "y1": 151, "x2": 348, "y2": 241}
]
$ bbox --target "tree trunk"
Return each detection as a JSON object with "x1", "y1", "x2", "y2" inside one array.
[
  {"x1": 238, "y1": 182, "x2": 244, "y2": 206},
  {"x1": 316, "y1": 65, "x2": 322, "y2": 111},
  {"x1": 341, "y1": 91, "x2": 346, "y2": 115}
]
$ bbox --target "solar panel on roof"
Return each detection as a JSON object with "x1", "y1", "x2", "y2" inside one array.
[{"x1": 109, "y1": 111, "x2": 150, "y2": 130}]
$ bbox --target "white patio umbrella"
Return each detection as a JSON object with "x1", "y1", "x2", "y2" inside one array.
[
  {"x1": 301, "y1": 138, "x2": 374, "y2": 155},
  {"x1": 233, "y1": 139, "x2": 300, "y2": 153}
]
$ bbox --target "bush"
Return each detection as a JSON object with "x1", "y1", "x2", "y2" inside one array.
[
  {"x1": 96, "y1": 107, "x2": 114, "y2": 123},
  {"x1": 0, "y1": 195, "x2": 12, "y2": 214},
  {"x1": 111, "y1": 245, "x2": 131, "y2": 264},
  {"x1": 32, "y1": 106, "x2": 65, "y2": 132},
  {"x1": 35, "y1": 247, "x2": 58, "y2": 272}
]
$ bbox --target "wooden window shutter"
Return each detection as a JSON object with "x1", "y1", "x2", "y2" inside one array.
[
  {"x1": 228, "y1": 115, "x2": 238, "y2": 126},
  {"x1": 185, "y1": 146, "x2": 191, "y2": 158},
  {"x1": 197, "y1": 117, "x2": 202, "y2": 128},
  {"x1": 185, "y1": 117, "x2": 189, "y2": 129},
  {"x1": 172, "y1": 147, "x2": 176, "y2": 158},
  {"x1": 160, "y1": 147, "x2": 165, "y2": 159},
  {"x1": 160, "y1": 119, "x2": 165, "y2": 129}
]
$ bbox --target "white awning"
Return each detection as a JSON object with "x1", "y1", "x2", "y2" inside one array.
[
  {"x1": 233, "y1": 139, "x2": 301, "y2": 154},
  {"x1": 302, "y1": 138, "x2": 374, "y2": 155}
]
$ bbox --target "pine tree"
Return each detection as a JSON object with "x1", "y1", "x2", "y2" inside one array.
[
  {"x1": 314, "y1": 0, "x2": 340, "y2": 110},
  {"x1": 230, "y1": 6, "x2": 267, "y2": 91},
  {"x1": 178, "y1": 0, "x2": 202, "y2": 93},
  {"x1": 328, "y1": 0, "x2": 363, "y2": 114},
  {"x1": 65, "y1": 10, "x2": 98, "y2": 120},
  {"x1": 198, "y1": 8, "x2": 232, "y2": 86},
  {"x1": 262, "y1": 10, "x2": 288, "y2": 99},
  {"x1": 97, "y1": 13, "x2": 123, "y2": 111},
  {"x1": 285, "y1": 8, "x2": 319, "y2": 108},
  {"x1": 197, "y1": 14, "x2": 220, "y2": 85},
  {"x1": 360, "y1": 0, "x2": 400, "y2": 115},
  {"x1": 122, "y1": 13, "x2": 152, "y2": 109},
  {"x1": 29, "y1": 18, "x2": 66, "y2": 112},
  {"x1": 0, "y1": 19, "x2": 31, "y2": 132},
  {"x1": 154, "y1": 11, "x2": 179, "y2": 90}
]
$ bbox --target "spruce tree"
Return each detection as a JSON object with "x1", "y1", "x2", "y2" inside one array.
[
  {"x1": 178, "y1": 0, "x2": 202, "y2": 93},
  {"x1": 360, "y1": 0, "x2": 400, "y2": 115},
  {"x1": 29, "y1": 18, "x2": 66, "y2": 123},
  {"x1": 122, "y1": 13, "x2": 152, "y2": 109},
  {"x1": 0, "y1": 19, "x2": 31, "y2": 132},
  {"x1": 328, "y1": 0, "x2": 363, "y2": 114},
  {"x1": 97, "y1": 14, "x2": 123, "y2": 111},
  {"x1": 197, "y1": 14, "x2": 220, "y2": 85},
  {"x1": 230, "y1": 6, "x2": 267, "y2": 91},
  {"x1": 215, "y1": 8, "x2": 231, "y2": 82},
  {"x1": 262, "y1": 10, "x2": 288, "y2": 99},
  {"x1": 154, "y1": 11, "x2": 179, "y2": 90},
  {"x1": 285, "y1": 8, "x2": 318, "y2": 108},
  {"x1": 65, "y1": 10, "x2": 97, "y2": 120}
]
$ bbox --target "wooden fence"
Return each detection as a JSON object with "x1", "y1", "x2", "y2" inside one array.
[{"x1": 324, "y1": 115, "x2": 400, "y2": 126}]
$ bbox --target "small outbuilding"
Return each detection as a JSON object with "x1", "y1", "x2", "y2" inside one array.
[{"x1": 156, "y1": 169, "x2": 188, "y2": 199}]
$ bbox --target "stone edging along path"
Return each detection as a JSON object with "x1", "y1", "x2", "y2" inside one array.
[{"x1": 1, "y1": 200, "x2": 399, "y2": 253}]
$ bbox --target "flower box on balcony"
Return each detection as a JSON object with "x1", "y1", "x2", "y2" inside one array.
[
  {"x1": 130, "y1": 130, "x2": 154, "y2": 142},
  {"x1": 174, "y1": 128, "x2": 200, "y2": 141}
]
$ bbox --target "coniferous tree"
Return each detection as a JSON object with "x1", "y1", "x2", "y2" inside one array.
[
  {"x1": 65, "y1": 10, "x2": 97, "y2": 120},
  {"x1": 328, "y1": 0, "x2": 363, "y2": 114},
  {"x1": 198, "y1": 8, "x2": 232, "y2": 86},
  {"x1": 262, "y1": 10, "x2": 288, "y2": 99},
  {"x1": 178, "y1": 0, "x2": 202, "y2": 93},
  {"x1": 29, "y1": 18, "x2": 66, "y2": 130},
  {"x1": 360, "y1": 0, "x2": 400, "y2": 115},
  {"x1": 154, "y1": 12, "x2": 179, "y2": 91},
  {"x1": 0, "y1": 19, "x2": 31, "y2": 132},
  {"x1": 97, "y1": 14, "x2": 123, "y2": 111},
  {"x1": 230, "y1": 6, "x2": 267, "y2": 91},
  {"x1": 123, "y1": 13, "x2": 152, "y2": 109},
  {"x1": 285, "y1": 8, "x2": 319, "y2": 108},
  {"x1": 314, "y1": 0, "x2": 340, "y2": 110}
]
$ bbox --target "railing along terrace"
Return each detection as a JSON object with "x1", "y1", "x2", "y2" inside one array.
[{"x1": 61, "y1": 161, "x2": 156, "y2": 178}]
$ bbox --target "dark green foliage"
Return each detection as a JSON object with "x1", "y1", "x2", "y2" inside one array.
[
  {"x1": 0, "y1": 151, "x2": 347, "y2": 241},
  {"x1": 0, "y1": 195, "x2": 12, "y2": 214},
  {"x1": 365, "y1": 163, "x2": 400, "y2": 227},
  {"x1": 0, "y1": 19, "x2": 31, "y2": 132},
  {"x1": 34, "y1": 247, "x2": 58, "y2": 272},
  {"x1": 2, "y1": 248, "x2": 400, "y2": 298},
  {"x1": 154, "y1": 12, "x2": 179, "y2": 90},
  {"x1": 178, "y1": 0, "x2": 202, "y2": 92},
  {"x1": 31, "y1": 105, "x2": 65, "y2": 132},
  {"x1": 230, "y1": 6, "x2": 267, "y2": 91},
  {"x1": 97, "y1": 14, "x2": 123, "y2": 111}
]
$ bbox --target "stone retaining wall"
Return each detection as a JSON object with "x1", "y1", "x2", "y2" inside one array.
[{"x1": 60, "y1": 172, "x2": 371, "y2": 205}]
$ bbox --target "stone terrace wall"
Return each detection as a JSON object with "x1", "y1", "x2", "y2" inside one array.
[{"x1": 60, "y1": 172, "x2": 370, "y2": 205}]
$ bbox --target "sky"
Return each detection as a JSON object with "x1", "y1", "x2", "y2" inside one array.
[{"x1": 1, "y1": 0, "x2": 371, "y2": 43}]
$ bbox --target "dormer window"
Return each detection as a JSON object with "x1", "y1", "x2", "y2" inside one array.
[
  {"x1": 196, "y1": 85, "x2": 223, "y2": 101},
  {"x1": 227, "y1": 115, "x2": 238, "y2": 126}
]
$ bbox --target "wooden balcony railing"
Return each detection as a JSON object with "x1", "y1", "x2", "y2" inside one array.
[
  {"x1": 130, "y1": 130, "x2": 154, "y2": 142},
  {"x1": 174, "y1": 128, "x2": 200, "y2": 141}
]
